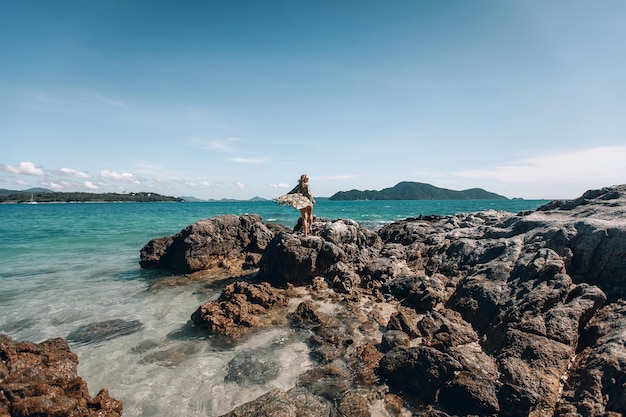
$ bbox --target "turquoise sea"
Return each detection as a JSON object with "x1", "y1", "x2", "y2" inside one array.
[{"x1": 0, "y1": 199, "x2": 549, "y2": 416}]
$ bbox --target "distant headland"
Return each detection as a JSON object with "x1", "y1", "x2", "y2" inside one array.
[
  {"x1": 0, "y1": 188, "x2": 183, "y2": 203},
  {"x1": 329, "y1": 181, "x2": 508, "y2": 201}
]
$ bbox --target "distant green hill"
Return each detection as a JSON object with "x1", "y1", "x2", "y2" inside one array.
[
  {"x1": 0, "y1": 187, "x2": 55, "y2": 195},
  {"x1": 0, "y1": 191, "x2": 183, "y2": 203},
  {"x1": 329, "y1": 182, "x2": 508, "y2": 201}
]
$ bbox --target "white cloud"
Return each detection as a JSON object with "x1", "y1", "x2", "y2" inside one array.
[
  {"x1": 56, "y1": 167, "x2": 91, "y2": 178},
  {"x1": 235, "y1": 181, "x2": 246, "y2": 189},
  {"x1": 100, "y1": 170, "x2": 141, "y2": 184},
  {"x1": 269, "y1": 183, "x2": 291, "y2": 188},
  {"x1": 232, "y1": 157, "x2": 268, "y2": 164},
  {"x1": 455, "y1": 146, "x2": 626, "y2": 185},
  {"x1": 84, "y1": 181, "x2": 100, "y2": 190},
  {"x1": 40, "y1": 181, "x2": 63, "y2": 190},
  {"x1": 1, "y1": 162, "x2": 45, "y2": 176}
]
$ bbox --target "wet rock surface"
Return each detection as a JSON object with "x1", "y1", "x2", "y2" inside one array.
[
  {"x1": 0, "y1": 334, "x2": 123, "y2": 417},
  {"x1": 219, "y1": 387, "x2": 332, "y2": 417},
  {"x1": 139, "y1": 214, "x2": 288, "y2": 275},
  {"x1": 10, "y1": 184, "x2": 626, "y2": 416},
  {"x1": 190, "y1": 281, "x2": 289, "y2": 338},
  {"x1": 224, "y1": 348, "x2": 282, "y2": 386},
  {"x1": 219, "y1": 184, "x2": 624, "y2": 416}
]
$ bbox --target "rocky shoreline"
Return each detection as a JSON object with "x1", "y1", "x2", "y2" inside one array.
[
  {"x1": 0, "y1": 336, "x2": 123, "y2": 417},
  {"x1": 3, "y1": 185, "x2": 626, "y2": 416}
]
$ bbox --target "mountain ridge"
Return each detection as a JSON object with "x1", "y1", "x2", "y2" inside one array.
[{"x1": 329, "y1": 181, "x2": 508, "y2": 201}]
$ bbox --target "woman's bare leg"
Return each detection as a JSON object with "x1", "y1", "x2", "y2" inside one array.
[
  {"x1": 299, "y1": 208, "x2": 308, "y2": 236},
  {"x1": 306, "y1": 206, "x2": 313, "y2": 233}
]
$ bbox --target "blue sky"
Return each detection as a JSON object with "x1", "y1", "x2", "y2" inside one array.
[{"x1": 1, "y1": 0, "x2": 625, "y2": 200}]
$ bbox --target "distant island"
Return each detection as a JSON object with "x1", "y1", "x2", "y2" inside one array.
[
  {"x1": 180, "y1": 196, "x2": 270, "y2": 203},
  {"x1": 329, "y1": 181, "x2": 508, "y2": 201},
  {"x1": 0, "y1": 189, "x2": 183, "y2": 203}
]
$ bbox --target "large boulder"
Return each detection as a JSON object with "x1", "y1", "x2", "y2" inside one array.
[
  {"x1": 190, "y1": 281, "x2": 289, "y2": 338},
  {"x1": 140, "y1": 214, "x2": 286, "y2": 274},
  {"x1": 256, "y1": 219, "x2": 382, "y2": 287},
  {"x1": 0, "y1": 334, "x2": 123, "y2": 417},
  {"x1": 378, "y1": 345, "x2": 464, "y2": 403},
  {"x1": 256, "y1": 232, "x2": 345, "y2": 287}
]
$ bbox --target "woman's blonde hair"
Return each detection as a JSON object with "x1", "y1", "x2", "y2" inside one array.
[{"x1": 299, "y1": 174, "x2": 308, "y2": 183}]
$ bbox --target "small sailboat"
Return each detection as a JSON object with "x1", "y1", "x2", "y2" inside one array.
[{"x1": 27, "y1": 194, "x2": 38, "y2": 204}]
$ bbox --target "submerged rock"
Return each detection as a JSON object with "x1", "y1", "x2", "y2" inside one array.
[
  {"x1": 66, "y1": 318, "x2": 143, "y2": 345},
  {"x1": 138, "y1": 342, "x2": 202, "y2": 367},
  {"x1": 225, "y1": 348, "x2": 282, "y2": 386},
  {"x1": 219, "y1": 387, "x2": 331, "y2": 417},
  {"x1": 0, "y1": 334, "x2": 123, "y2": 417}
]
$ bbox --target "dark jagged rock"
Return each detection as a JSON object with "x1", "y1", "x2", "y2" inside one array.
[
  {"x1": 139, "y1": 214, "x2": 287, "y2": 275},
  {"x1": 555, "y1": 300, "x2": 626, "y2": 416},
  {"x1": 256, "y1": 232, "x2": 345, "y2": 287},
  {"x1": 290, "y1": 299, "x2": 327, "y2": 329},
  {"x1": 382, "y1": 273, "x2": 446, "y2": 311},
  {"x1": 379, "y1": 345, "x2": 464, "y2": 403},
  {"x1": 136, "y1": 184, "x2": 626, "y2": 416},
  {"x1": 0, "y1": 334, "x2": 123, "y2": 417},
  {"x1": 256, "y1": 219, "x2": 382, "y2": 287},
  {"x1": 386, "y1": 305, "x2": 422, "y2": 338},
  {"x1": 338, "y1": 392, "x2": 371, "y2": 417},
  {"x1": 380, "y1": 330, "x2": 411, "y2": 353},
  {"x1": 373, "y1": 185, "x2": 626, "y2": 416},
  {"x1": 190, "y1": 281, "x2": 288, "y2": 338},
  {"x1": 415, "y1": 309, "x2": 478, "y2": 352}
]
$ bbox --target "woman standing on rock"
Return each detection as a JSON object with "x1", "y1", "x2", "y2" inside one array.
[{"x1": 274, "y1": 174, "x2": 315, "y2": 236}]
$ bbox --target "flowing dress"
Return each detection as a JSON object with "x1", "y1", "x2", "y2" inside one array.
[{"x1": 274, "y1": 182, "x2": 313, "y2": 210}]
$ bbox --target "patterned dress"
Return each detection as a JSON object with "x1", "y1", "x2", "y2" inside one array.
[{"x1": 274, "y1": 182, "x2": 313, "y2": 210}]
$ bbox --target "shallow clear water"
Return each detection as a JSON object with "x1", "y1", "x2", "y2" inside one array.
[{"x1": 0, "y1": 199, "x2": 548, "y2": 416}]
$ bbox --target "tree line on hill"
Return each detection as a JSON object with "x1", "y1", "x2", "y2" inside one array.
[
  {"x1": 0, "y1": 191, "x2": 183, "y2": 203},
  {"x1": 329, "y1": 181, "x2": 508, "y2": 201}
]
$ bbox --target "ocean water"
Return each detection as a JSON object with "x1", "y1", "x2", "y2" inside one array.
[{"x1": 0, "y1": 199, "x2": 548, "y2": 416}]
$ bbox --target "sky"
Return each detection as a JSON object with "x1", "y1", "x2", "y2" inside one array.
[{"x1": 1, "y1": 0, "x2": 625, "y2": 200}]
